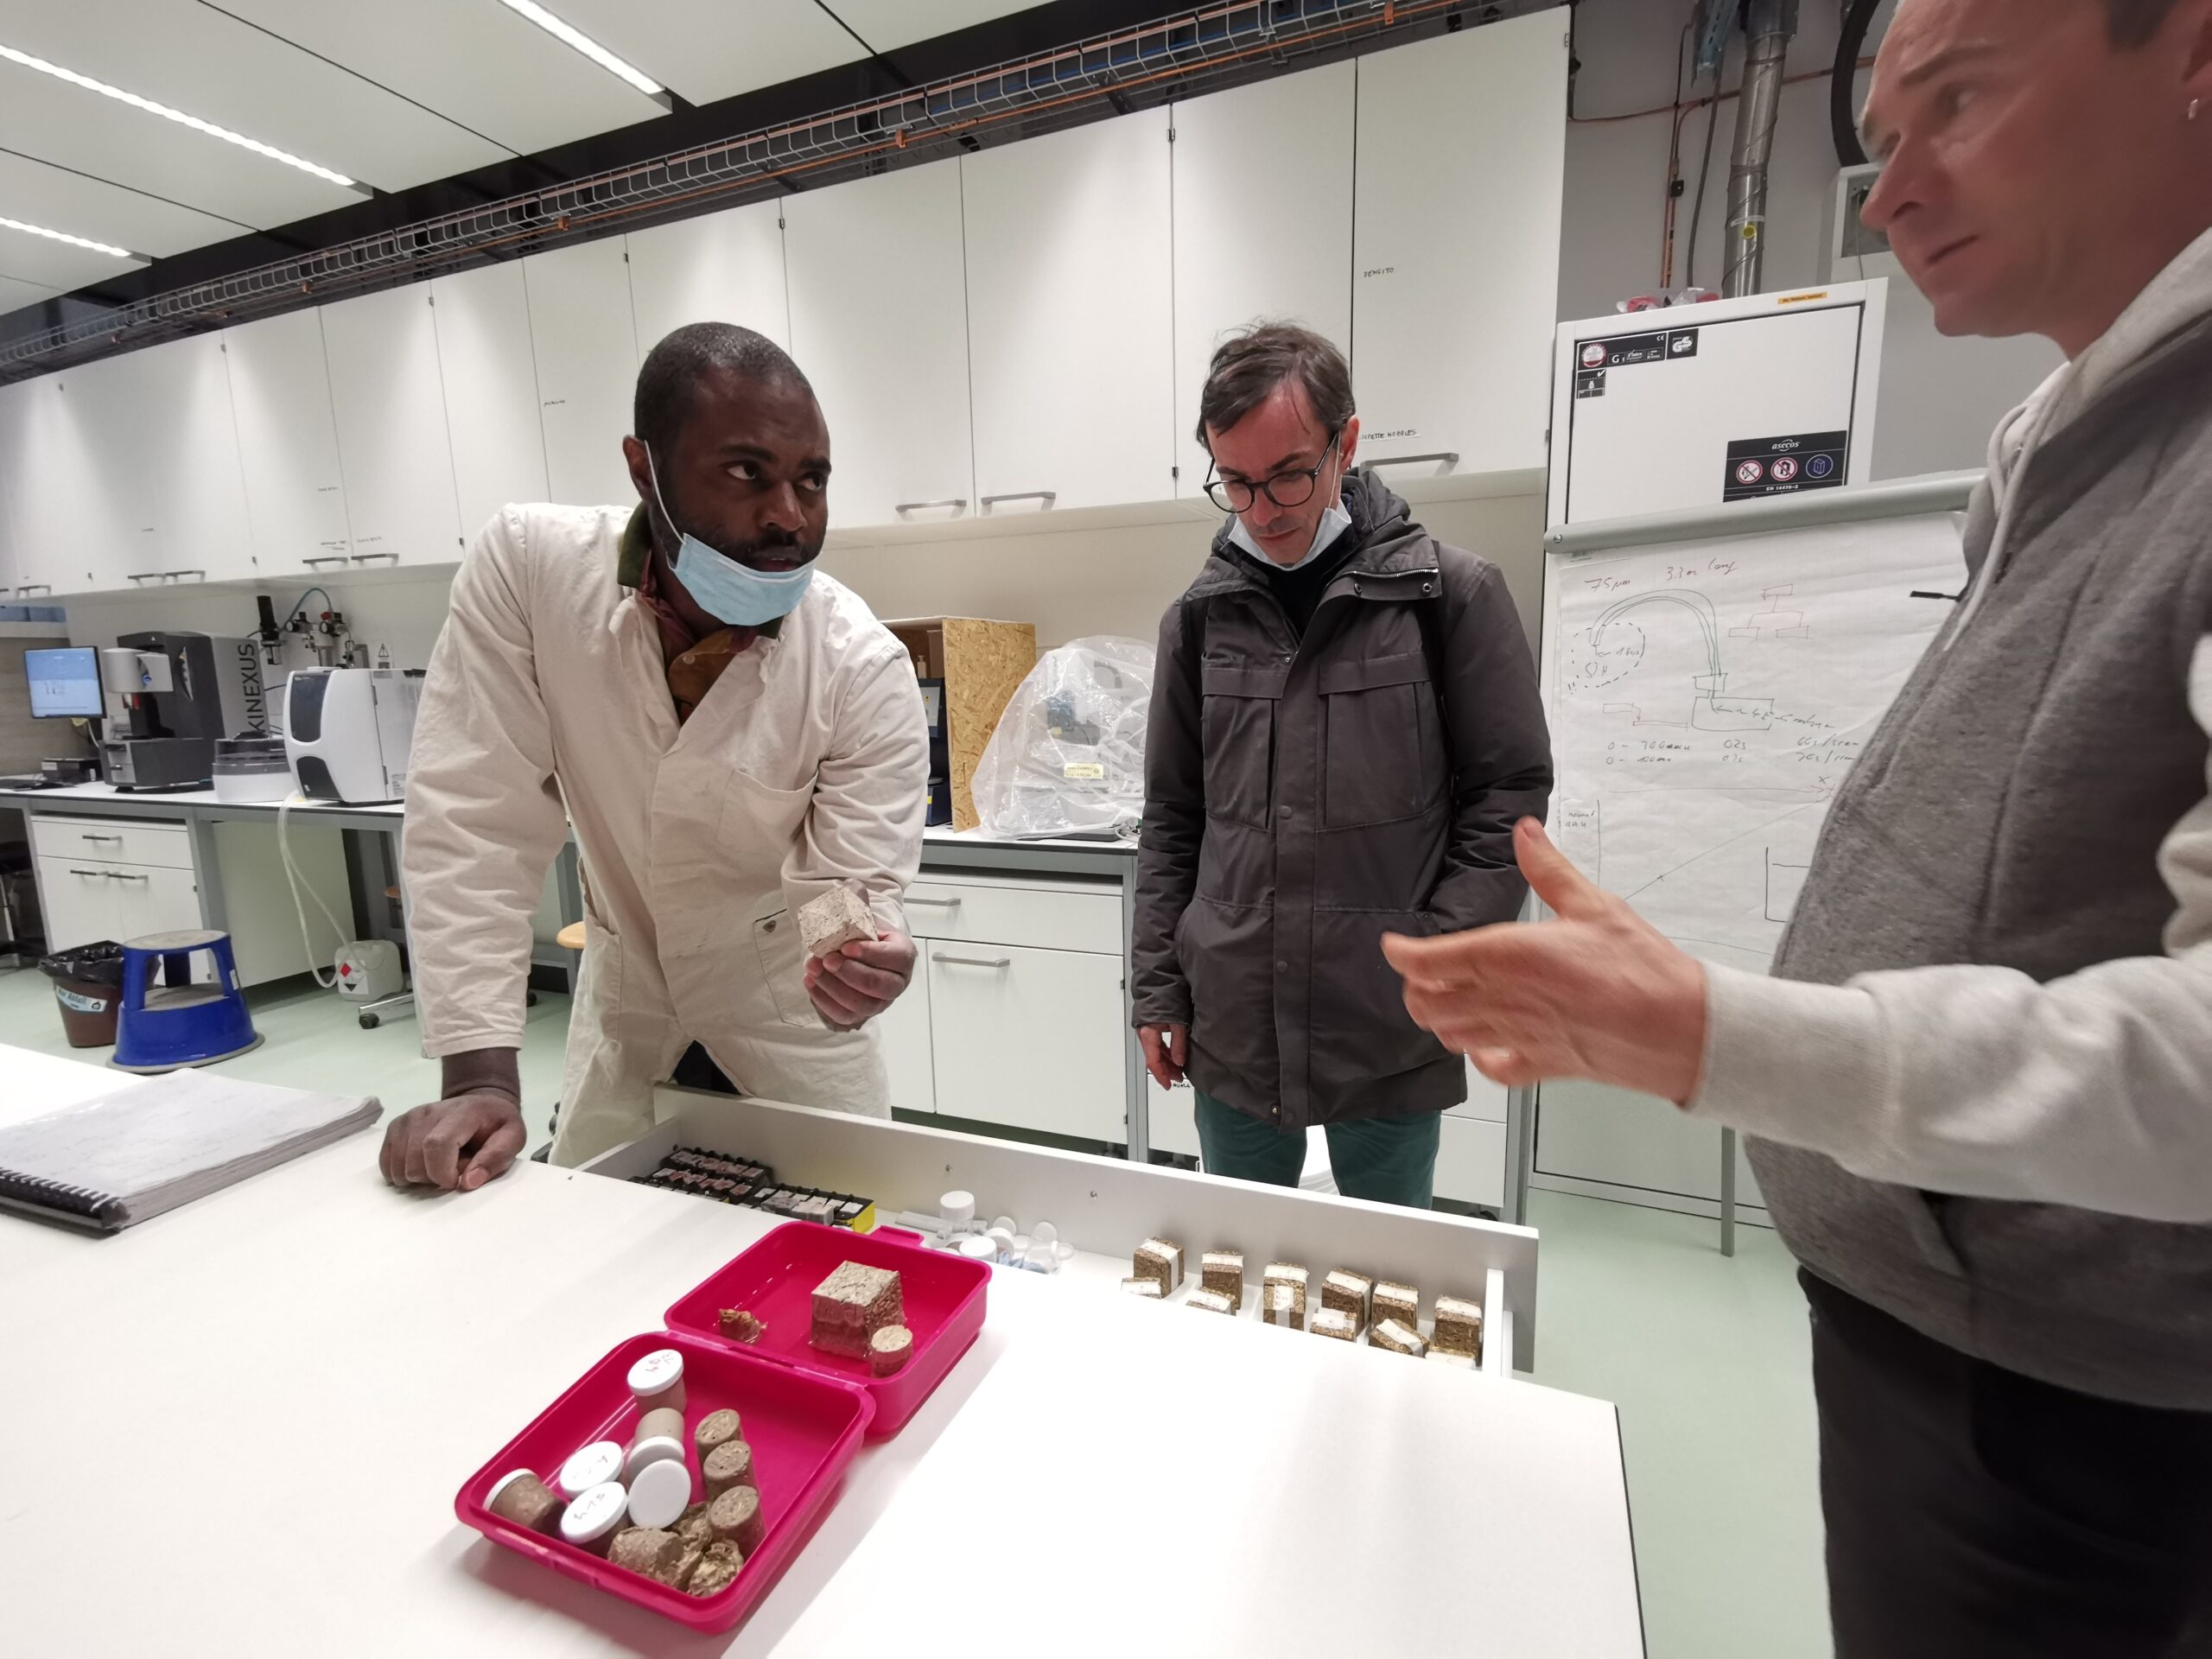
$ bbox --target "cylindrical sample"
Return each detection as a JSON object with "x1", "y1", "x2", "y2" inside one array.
[
  {"x1": 556, "y1": 1440, "x2": 625, "y2": 1500},
  {"x1": 957, "y1": 1235, "x2": 996, "y2": 1262},
  {"x1": 559, "y1": 1481, "x2": 629, "y2": 1556},
  {"x1": 939, "y1": 1189, "x2": 976, "y2": 1227},
  {"x1": 693, "y1": 1408, "x2": 743, "y2": 1459},
  {"x1": 632, "y1": 1406, "x2": 685, "y2": 1450},
  {"x1": 702, "y1": 1438, "x2": 756, "y2": 1497},
  {"x1": 627, "y1": 1348, "x2": 686, "y2": 1414},
  {"x1": 626, "y1": 1455, "x2": 695, "y2": 1530},
  {"x1": 707, "y1": 1484, "x2": 766, "y2": 1555},
  {"x1": 607, "y1": 1525, "x2": 690, "y2": 1586},
  {"x1": 985, "y1": 1226, "x2": 1016, "y2": 1262},
  {"x1": 625, "y1": 1433, "x2": 685, "y2": 1482},
  {"x1": 687, "y1": 1539, "x2": 746, "y2": 1598},
  {"x1": 869, "y1": 1324, "x2": 914, "y2": 1376},
  {"x1": 485, "y1": 1469, "x2": 563, "y2": 1535}
]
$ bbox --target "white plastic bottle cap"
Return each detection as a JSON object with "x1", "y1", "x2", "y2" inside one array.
[
  {"x1": 989, "y1": 1215, "x2": 1016, "y2": 1235},
  {"x1": 939, "y1": 1190, "x2": 976, "y2": 1226},
  {"x1": 957, "y1": 1234, "x2": 997, "y2": 1260},
  {"x1": 626, "y1": 1456, "x2": 694, "y2": 1530},
  {"x1": 985, "y1": 1226, "x2": 1016, "y2": 1259},
  {"x1": 556, "y1": 1440, "x2": 626, "y2": 1499},
  {"x1": 559, "y1": 1481, "x2": 629, "y2": 1548},
  {"x1": 1032, "y1": 1221, "x2": 1058, "y2": 1247},
  {"x1": 624, "y1": 1434, "x2": 686, "y2": 1482},
  {"x1": 627, "y1": 1348, "x2": 684, "y2": 1398}
]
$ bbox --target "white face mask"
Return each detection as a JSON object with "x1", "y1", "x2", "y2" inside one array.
[{"x1": 1229, "y1": 496, "x2": 1352, "y2": 571}]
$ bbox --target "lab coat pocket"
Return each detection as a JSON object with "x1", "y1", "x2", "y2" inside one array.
[
  {"x1": 716, "y1": 765, "x2": 817, "y2": 851},
  {"x1": 752, "y1": 910, "x2": 821, "y2": 1030}
]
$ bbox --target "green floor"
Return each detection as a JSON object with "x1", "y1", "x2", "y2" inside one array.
[{"x1": 0, "y1": 963, "x2": 1831, "y2": 1657}]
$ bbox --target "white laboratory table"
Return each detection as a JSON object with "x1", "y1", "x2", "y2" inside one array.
[{"x1": 0, "y1": 1045, "x2": 1643, "y2": 1658}]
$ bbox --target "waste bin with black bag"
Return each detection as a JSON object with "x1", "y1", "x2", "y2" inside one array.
[{"x1": 39, "y1": 941, "x2": 127, "y2": 1048}]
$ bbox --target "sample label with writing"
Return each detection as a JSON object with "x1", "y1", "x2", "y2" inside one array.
[{"x1": 1063, "y1": 762, "x2": 1105, "y2": 780}]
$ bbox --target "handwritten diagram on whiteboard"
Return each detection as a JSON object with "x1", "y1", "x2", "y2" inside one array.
[{"x1": 1544, "y1": 513, "x2": 1968, "y2": 972}]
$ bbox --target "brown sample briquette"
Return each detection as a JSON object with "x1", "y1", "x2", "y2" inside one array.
[
  {"x1": 810, "y1": 1261, "x2": 905, "y2": 1358},
  {"x1": 708, "y1": 1484, "x2": 766, "y2": 1555},
  {"x1": 702, "y1": 1439, "x2": 756, "y2": 1498}
]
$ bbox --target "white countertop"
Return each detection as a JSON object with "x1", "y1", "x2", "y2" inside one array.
[{"x1": 0, "y1": 1045, "x2": 1641, "y2": 1656}]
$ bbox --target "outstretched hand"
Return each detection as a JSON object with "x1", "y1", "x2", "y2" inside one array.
[
  {"x1": 1381, "y1": 818, "x2": 1710, "y2": 1103},
  {"x1": 804, "y1": 929, "x2": 917, "y2": 1031}
]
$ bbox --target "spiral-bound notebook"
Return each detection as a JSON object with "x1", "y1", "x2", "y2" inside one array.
[{"x1": 0, "y1": 1071, "x2": 383, "y2": 1233}]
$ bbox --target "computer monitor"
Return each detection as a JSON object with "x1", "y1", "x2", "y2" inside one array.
[{"x1": 25, "y1": 647, "x2": 104, "y2": 719}]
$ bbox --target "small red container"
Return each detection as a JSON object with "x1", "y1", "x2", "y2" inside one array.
[
  {"x1": 455, "y1": 1223, "x2": 988, "y2": 1630},
  {"x1": 664, "y1": 1221, "x2": 992, "y2": 1440}
]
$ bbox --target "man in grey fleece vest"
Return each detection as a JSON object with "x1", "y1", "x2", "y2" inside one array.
[{"x1": 1386, "y1": 0, "x2": 2212, "y2": 1652}]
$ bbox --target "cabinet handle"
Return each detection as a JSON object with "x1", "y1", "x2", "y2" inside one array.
[
  {"x1": 126, "y1": 572, "x2": 163, "y2": 585},
  {"x1": 979, "y1": 491, "x2": 1057, "y2": 512},
  {"x1": 17, "y1": 584, "x2": 51, "y2": 595},
  {"x1": 352, "y1": 552, "x2": 399, "y2": 565},
  {"x1": 932, "y1": 951, "x2": 1011, "y2": 969},
  {"x1": 80, "y1": 833, "x2": 123, "y2": 843},
  {"x1": 111, "y1": 872, "x2": 149, "y2": 883},
  {"x1": 1366, "y1": 451, "x2": 1460, "y2": 469},
  {"x1": 165, "y1": 569, "x2": 207, "y2": 582},
  {"x1": 893, "y1": 498, "x2": 968, "y2": 516},
  {"x1": 906, "y1": 895, "x2": 963, "y2": 907},
  {"x1": 67, "y1": 867, "x2": 110, "y2": 878},
  {"x1": 303, "y1": 556, "x2": 349, "y2": 569}
]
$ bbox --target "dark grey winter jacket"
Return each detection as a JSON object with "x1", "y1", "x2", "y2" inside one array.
[{"x1": 1131, "y1": 470, "x2": 1553, "y2": 1128}]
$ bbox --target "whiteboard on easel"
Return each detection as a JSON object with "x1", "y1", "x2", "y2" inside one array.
[{"x1": 1538, "y1": 480, "x2": 1974, "y2": 973}]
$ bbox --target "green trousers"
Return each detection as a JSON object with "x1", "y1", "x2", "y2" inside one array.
[{"x1": 1193, "y1": 1090, "x2": 1440, "y2": 1210}]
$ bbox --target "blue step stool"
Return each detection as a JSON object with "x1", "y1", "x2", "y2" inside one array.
[{"x1": 113, "y1": 930, "x2": 264, "y2": 1073}]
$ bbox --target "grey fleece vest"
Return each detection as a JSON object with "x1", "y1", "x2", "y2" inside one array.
[{"x1": 1751, "y1": 317, "x2": 2212, "y2": 1411}]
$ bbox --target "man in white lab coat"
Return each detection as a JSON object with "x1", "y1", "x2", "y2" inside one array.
[{"x1": 381, "y1": 322, "x2": 928, "y2": 1187}]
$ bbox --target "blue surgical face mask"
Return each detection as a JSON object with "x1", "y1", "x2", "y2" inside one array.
[{"x1": 646, "y1": 452, "x2": 817, "y2": 627}]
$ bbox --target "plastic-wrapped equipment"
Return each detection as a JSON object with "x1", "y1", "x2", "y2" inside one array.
[{"x1": 971, "y1": 636, "x2": 1154, "y2": 840}]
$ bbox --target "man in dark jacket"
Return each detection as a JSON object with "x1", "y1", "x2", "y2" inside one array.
[{"x1": 1131, "y1": 323, "x2": 1552, "y2": 1207}]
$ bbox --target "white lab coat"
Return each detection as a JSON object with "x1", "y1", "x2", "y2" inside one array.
[{"x1": 403, "y1": 504, "x2": 928, "y2": 1165}]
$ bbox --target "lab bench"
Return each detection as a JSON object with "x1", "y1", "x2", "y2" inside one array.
[{"x1": 0, "y1": 1043, "x2": 1643, "y2": 1657}]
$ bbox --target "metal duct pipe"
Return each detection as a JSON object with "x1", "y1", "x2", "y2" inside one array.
[{"x1": 1721, "y1": 0, "x2": 1797, "y2": 297}]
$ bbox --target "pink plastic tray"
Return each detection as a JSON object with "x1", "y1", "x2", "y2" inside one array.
[
  {"x1": 456, "y1": 1332, "x2": 871, "y2": 1631},
  {"x1": 664, "y1": 1221, "x2": 991, "y2": 1439}
]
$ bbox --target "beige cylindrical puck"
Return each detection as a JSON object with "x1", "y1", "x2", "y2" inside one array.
[
  {"x1": 707, "y1": 1484, "x2": 766, "y2": 1555},
  {"x1": 485, "y1": 1469, "x2": 563, "y2": 1535},
  {"x1": 702, "y1": 1437, "x2": 755, "y2": 1497},
  {"x1": 633, "y1": 1406, "x2": 685, "y2": 1450},
  {"x1": 607, "y1": 1526, "x2": 690, "y2": 1586},
  {"x1": 868, "y1": 1324, "x2": 914, "y2": 1376},
  {"x1": 693, "y1": 1407, "x2": 743, "y2": 1459},
  {"x1": 687, "y1": 1539, "x2": 746, "y2": 1598}
]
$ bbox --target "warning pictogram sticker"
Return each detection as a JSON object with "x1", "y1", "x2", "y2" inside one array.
[
  {"x1": 1770, "y1": 455, "x2": 1800, "y2": 483},
  {"x1": 1734, "y1": 460, "x2": 1766, "y2": 486}
]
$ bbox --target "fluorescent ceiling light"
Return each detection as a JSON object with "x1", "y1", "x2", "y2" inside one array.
[
  {"x1": 0, "y1": 213, "x2": 139, "y2": 260},
  {"x1": 0, "y1": 42, "x2": 356, "y2": 189},
  {"x1": 493, "y1": 0, "x2": 664, "y2": 97}
]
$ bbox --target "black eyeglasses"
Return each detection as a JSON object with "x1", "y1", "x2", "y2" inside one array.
[{"x1": 1204, "y1": 429, "x2": 1343, "y2": 514}]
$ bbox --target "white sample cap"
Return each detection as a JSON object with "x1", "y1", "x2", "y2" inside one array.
[
  {"x1": 560, "y1": 1481, "x2": 629, "y2": 1547},
  {"x1": 1032, "y1": 1221, "x2": 1058, "y2": 1247},
  {"x1": 985, "y1": 1226, "x2": 1016, "y2": 1258},
  {"x1": 939, "y1": 1190, "x2": 976, "y2": 1226},
  {"x1": 556, "y1": 1440, "x2": 626, "y2": 1499},
  {"x1": 626, "y1": 1456, "x2": 694, "y2": 1530},
  {"x1": 624, "y1": 1435, "x2": 686, "y2": 1482},
  {"x1": 485, "y1": 1469, "x2": 537, "y2": 1509},
  {"x1": 627, "y1": 1348, "x2": 684, "y2": 1398},
  {"x1": 957, "y1": 1234, "x2": 997, "y2": 1260},
  {"x1": 989, "y1": 1215, "x2": 1017, "y2": 1235}
]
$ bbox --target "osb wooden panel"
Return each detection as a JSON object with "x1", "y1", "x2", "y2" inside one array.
[{"x1": 940, "y1": 616, "x2": 1037, "y2": 830}]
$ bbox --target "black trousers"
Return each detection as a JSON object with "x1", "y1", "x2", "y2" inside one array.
[{"x1": 1805, "y1": 1270, "x2": 2212, "y2": 1658}]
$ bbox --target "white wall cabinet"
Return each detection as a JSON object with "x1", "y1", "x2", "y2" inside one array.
[
  {"x1": 57, "y1": 354, "x2": 171, "y2": 594},
  {"x1": 1170, "y1": 62, "x2": 1357, "y2": 496},
  {"x1": 0, "y1": 454, "x2": 20, "y2": 595},
  {"x1": 785, "y1": 159, "x2": 975, "y2": 530},
  {"x1": 34, "y1": 857, "x2": 201, "y2": 953},
  {"x1": 877, "y1": 952, "x2": 938, "y2": 1116},
  {"x1": 626, "y1": 200, "x2": 791, "y2": 359},
  {"x1": 321, "y1": 285, "x2": 465, "y2": 571},
  {"x1": 133, "y1": 334, "x2": 257, "y2": 586},
  {"x1": 1351, "y1": 10, "x2": 1569, "y2": 480},
  {"x1": 963, "y1": 109, "x2": 1177, "y2": 514},
  {"x1": 430, "y1": 260, "x2": 550, "y2": 539},
  {"x1": 524, "y1": 237, "x2": 642, "y2": 509},
  {"x1": 224, "y1": 308, "x2": 354, "y2": 579}
]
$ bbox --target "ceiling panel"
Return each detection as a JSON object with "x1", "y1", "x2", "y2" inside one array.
[
  {"x1": 206, "y1": 0, "x2": 670, "y2": 159},
  {"x1": 0, "y1": 0, "x2": 504, "y2": 212},
  {"x1": 554, "y1": 0, "x2": 867, "y2": 108},
  {"x1": 825, "y1": 2, "x2": 1056, "y2": 54},
  {"x1": 0, "y1": 148, "x2": 245, "y2": 257},
  {"x1": 0, "y1": 220, "x2": 144, "y2": 291},
  {"x1": 0, "y1": 272, "x2": 62, "y2": 315}
]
